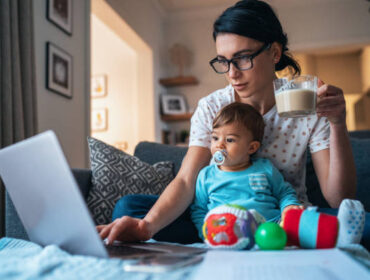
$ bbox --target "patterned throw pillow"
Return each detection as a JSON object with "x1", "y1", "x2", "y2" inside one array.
[{"x1": 87, "y1": 137, "x2": 174, "y2": 225}]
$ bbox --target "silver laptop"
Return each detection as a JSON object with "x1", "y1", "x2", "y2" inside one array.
[{"x1": 0, "y1": 130, "x2": 205, "y2": 259}]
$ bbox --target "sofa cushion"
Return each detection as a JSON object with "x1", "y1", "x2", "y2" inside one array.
[
  {"x1": 134, "y1": 142, "x2": 188, "y2": 174},
  {"x1": 351, "y1": 137, "x2": 370, "y2": 211},
  {"x1": 306, "y1": 137, "x2": 370, "y2": 211},
  {"x1": 87, "y1": 137, "x2": 174, "y2": 225}
]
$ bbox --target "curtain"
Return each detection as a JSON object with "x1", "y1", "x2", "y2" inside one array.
[{"x1": 0, "y1": 0, "x2": 38, "y2": 237}]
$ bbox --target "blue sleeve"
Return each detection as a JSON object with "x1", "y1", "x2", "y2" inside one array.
[
  {"x1": 190, "y1": 168, "x2": 209, "y2": 240},
  {"x1": 267, "y1": 161, "x2": 301, "y2": 211}
]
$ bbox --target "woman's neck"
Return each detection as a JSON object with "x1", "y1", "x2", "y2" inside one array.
[
  {"x1": 233, "y1": 80, "x2": 276, "y2": 116},
  {"x1": 238, "y1": 95, "x2": 275, "y2": 116}
]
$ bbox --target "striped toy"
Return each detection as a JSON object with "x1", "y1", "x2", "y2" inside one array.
[{"x1": 283, "y1": 208, "x2": 339, "y2": 249}]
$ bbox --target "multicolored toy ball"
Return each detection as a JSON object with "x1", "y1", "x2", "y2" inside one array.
[
  {"x1": 202, "y1": 205, "x2": 259, "y2": 250},
  {"x1": 255, "y1": 222, "x2": 287, "y2": 250}
]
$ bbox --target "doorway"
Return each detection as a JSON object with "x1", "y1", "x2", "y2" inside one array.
[{"x1": 90, "y1": 0, "x2": 155, "y2": 154}]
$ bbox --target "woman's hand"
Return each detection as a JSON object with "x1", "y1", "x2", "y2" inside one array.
[
  {"x1": 96, "y1": 216, "x2": 153, "y2": 244},
  {"x1": 316, "y1": 80, "x2": 346, "y2": 125}
]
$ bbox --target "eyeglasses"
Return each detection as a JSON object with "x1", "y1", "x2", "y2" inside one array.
[{"x1": 209, "y1": 43, "x2": 271, "y2": 74}]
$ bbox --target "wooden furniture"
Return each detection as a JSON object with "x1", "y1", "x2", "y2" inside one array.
[
  {"x1": 160, "y1": 113, "x2": 192, "y2": 122},
  {"x1": 159, "y1": 76, "x2": 198, "y2": 87}
]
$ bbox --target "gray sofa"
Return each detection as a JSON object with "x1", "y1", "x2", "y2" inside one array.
[{"x1": 4, "y1": 131, "x2": 370, "y2": 248}]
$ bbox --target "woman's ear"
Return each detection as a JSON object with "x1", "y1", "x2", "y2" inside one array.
[
  {"x1": 271, "y1": 42, "x2": 282, "y2": 64},
  {"x1": 248, "y1": 141, "x2": 261, "y2": 155}
]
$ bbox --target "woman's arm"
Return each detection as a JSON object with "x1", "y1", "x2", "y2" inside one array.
[
  {"x1": 98, "y1": 146, "x2": 211, "y2": 243},
  {"x1": 144, "y1": 146, "x2": 211, "y2": 235},
  {"x1": 311, "y1": 83, "x2": 356, "y2": 208}
]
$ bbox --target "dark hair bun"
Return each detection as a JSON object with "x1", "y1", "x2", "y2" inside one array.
[{"x1": 213, "y1": 0, "x2": 300, "y2": 75}]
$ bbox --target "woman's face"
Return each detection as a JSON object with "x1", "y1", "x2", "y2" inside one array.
[{"x1": 215, "y1": 33, "x2": 278, "y2": 100}]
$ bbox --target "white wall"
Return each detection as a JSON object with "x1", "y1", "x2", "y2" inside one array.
[
  {"x1": 276, "y1": 0, "x2": 370, "y2": 51},
  {"x1": 33, "y1": 0, "x2": 90, "y2": 168},
  {"x1": 91, "y1": 15, "x2": 137, "y2": 154},
  {"x1": 105, "y1": 0, "x2": 166, "y2": 142},
  {"x1": 164, "y1": 14, "x2": 227, "y2": 112}
]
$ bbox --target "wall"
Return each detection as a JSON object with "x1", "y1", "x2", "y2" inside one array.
[
  {"x1": 362, "y1": 46, "x2": 370, "y2": 93},
  {"x1": 91, "y1": 15, "x2": 137, "y2": 154},
  {"x1": 275, "y1": 0, "x2": 370, "y2": 51},
  {"x1": 33, "y1": 0, "x2": 90, "y2": 168},
  {"x1": 295, "y1": 50, "x2": 368, "y2": 131},
  {"x1": 358, "y1": 46, "x2": 370, "y2": 130},
  {"x1": 162, "y1": 0, "x2": 370, "y2": 133},
  {"x1": 314, "y1": 51, "x2": 362, "y2": 94},
  {"x1": 105, "y1": 0, "x2": 166, "y2": 142},
  {"x1": 164, "y1": 12, "x2": 227, "y2": 112}
]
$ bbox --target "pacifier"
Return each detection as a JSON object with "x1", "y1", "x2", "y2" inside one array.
[{"x1": 213, "y1": 150, "x2": 227, "y2": 165}]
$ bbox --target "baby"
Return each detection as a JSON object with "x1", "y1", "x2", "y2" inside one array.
[{"x1": 191, "y1": 102, "x2": 302, "y2": 240}]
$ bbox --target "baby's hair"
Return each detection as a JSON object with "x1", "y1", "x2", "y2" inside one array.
[{"x1": 213, "y1": 102, "x2": 265, "y2": 143}]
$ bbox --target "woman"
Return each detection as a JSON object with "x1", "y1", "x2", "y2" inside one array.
[{"x1": 98, "y1": 0, "x2": 356, "y2": 244}]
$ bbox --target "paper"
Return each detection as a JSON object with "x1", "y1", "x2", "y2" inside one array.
[{"x1": 193, "y1": 248, "x2": 369, "y2": 280}]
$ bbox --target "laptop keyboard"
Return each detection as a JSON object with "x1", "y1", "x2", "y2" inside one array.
[{"x1": 105, "y1": 244, "x2": 163, "y2": 257}]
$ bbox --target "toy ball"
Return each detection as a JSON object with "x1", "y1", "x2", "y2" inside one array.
[
  {"x1": 283, "y1": 208, "x2": 338, "y2": 249},
  {"x1": 202, "y1": 204, "x2": 259, "y2": 250},
  {"x1": 255, "y1": 222, "x2": 287, "y2": 250}
]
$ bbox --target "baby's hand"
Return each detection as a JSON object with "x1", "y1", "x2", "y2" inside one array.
[{"x1": 280, "y1": 205, "x2": 305, "y2": 227}]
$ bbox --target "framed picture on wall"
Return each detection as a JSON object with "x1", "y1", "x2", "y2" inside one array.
[
  {"x1": 47, "y1": 0, "x2": 72, "y2": 35},
  {"x1": 92, "y1": 108, "x2": 108, "y2": 132},
  {"x1": 161, "y1": 95, "x2": 187, "y2": 115},
  {"x1": 46, "y1": 42, "x2": 73, "y2": 99},
  {"x1": 91, "y1": 75, "x2": 107, "y2": 98}
]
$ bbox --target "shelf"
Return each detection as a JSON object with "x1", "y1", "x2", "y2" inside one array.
[
  {"x1": 159, "y1": 76, "x2": 198, "y2": 87},
  {"x1": 161, "y1": 113, "x2": 192, "y2": 122}
]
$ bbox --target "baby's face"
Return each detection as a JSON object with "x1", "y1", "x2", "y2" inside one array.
[{"x1": 211, "y1": 122, "x2": 259, "y2": 171}]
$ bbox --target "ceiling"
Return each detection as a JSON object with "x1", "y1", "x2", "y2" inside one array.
[
  {"x1": 157, "y1": 0, "x2": 235, "y2": 12},
  {"x1": 156, "y1": 0, "x2": 356, "y2": 13}
]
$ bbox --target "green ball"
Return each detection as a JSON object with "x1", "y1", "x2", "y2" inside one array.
[{"x1": 255, "y1": 222, "x2": 287, "y2": 250}]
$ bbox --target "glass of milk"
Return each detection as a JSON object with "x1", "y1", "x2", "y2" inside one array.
[{"x1": 273, "y1": 75, "x2": 318, "y2": 118}]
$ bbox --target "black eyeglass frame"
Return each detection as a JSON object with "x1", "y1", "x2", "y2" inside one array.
[{"x1": 209, "y1": 43, "x2": 272, "y2": 74}]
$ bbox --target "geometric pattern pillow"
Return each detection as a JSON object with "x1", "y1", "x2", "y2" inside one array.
[{"x1": 86, "y1": 137, "x2": 174, "y2": 225}]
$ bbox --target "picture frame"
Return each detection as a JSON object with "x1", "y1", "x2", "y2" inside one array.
[
  {"x1": 161, "y1": 95, "x2": 187, "y2": 115},
  {"x1": 47, "y1": 0, "x2": 72, "y2": 35},
  {"x1": 46, "y1": 42, "x2": 73, "y2": 99},
  {"x1": 91, "y1": 75, "x2": 107, "y2": 98},
  {"x1": 91, "y1": 108, "x2": 108, "y2": 132}
]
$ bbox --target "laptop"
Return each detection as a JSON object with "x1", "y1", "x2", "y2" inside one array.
[{"x1": 0, "y1": 130, "x2": 205, "y2": 259}]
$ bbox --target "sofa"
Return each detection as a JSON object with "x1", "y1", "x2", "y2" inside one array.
[{"x1": 4, "y1": 131, "x2": 370, "y2": 249}]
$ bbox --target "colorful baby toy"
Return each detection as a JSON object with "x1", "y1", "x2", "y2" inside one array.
[
  {"x1": 255, "y1": 222, "x2": 287, "y2": 250},
  {"x1": 282, "y1": 208, "x2": 339, "y2": 249},
  {"x1": 203, "y1": 200, "x2": 364, "y2": 251},
  {"x1": 202, "y1": 205, "x2": 261, "y2": 250}
]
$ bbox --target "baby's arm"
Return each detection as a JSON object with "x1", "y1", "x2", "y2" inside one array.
[{"x1": 268, "y1": 162, "x2": 302, "y2": 213}]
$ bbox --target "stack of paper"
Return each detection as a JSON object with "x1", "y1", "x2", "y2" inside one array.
[{"x1": 194, "y1": 249, "x2": 369, "y2": 280}]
